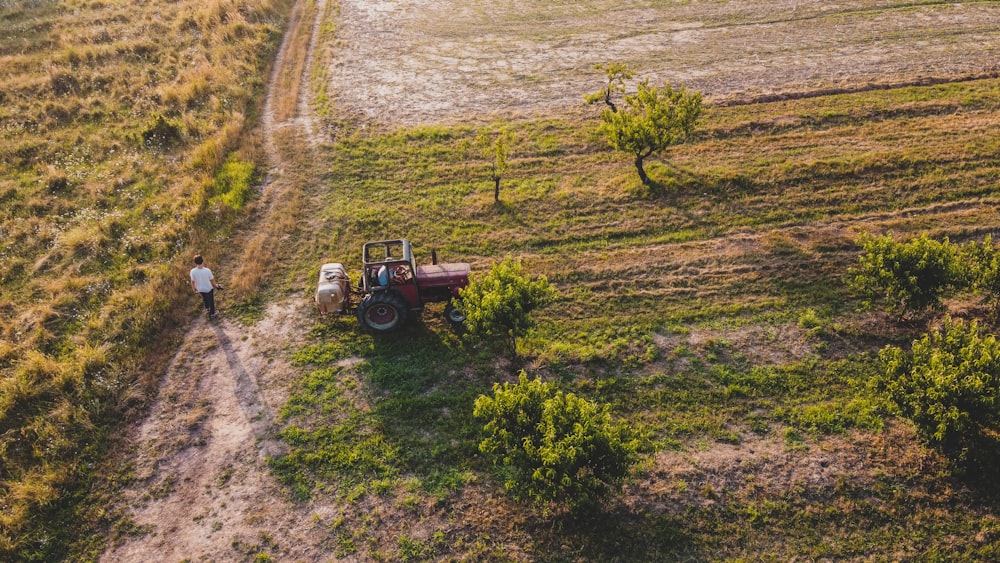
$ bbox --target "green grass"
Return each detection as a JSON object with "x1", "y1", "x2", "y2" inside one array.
[
  {"x1": 274, "y1": 323, "x2": 487, "y2": 498},
  {"x1": 270, "y1": 76, "x2": 1000, "y2": 559}
]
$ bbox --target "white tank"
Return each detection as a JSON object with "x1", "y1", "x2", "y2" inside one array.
[{"x1": 315, "y1": 263, "x2": 350, "y2": 314}]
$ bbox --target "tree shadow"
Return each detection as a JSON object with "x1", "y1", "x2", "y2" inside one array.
[
  {"x1": 527, "y1": 501, "x2": 703, "y2": 561},
  {"x1": 947, "y1": 434, "x2": 1000, "y2": 503},
  {"x1": 644, "y1": 160, "x2": 759, "y2": 200},
  {"x1": 490, "y1": 198, "x2": 532, "y2": 228}
]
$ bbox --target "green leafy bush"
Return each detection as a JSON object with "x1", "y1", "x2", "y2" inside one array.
[
  {"x1": 961, "y1": 235, "x2": 1000, "y2": 311},
  {"x1": 873, "y1": 317, "x2": 1000, "y2": 457},
  {"x1": 848, "y1": 233, "x2": 961, "y2": 318},
  {"x1": 460, "y1": 256, "x2": 556, "y2": 357},
  {"x1": 473, "y1": 372, "x2": 643, "y2": 511}
]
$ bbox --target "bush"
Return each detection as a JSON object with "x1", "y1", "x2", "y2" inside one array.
[
  {"x1": 848, "y1": 233, "x2": 961, "y2": 318},
  {"x1": 460, "y1": 256, "x2": 556, "y2": 357},
  {"x1": 473, "y1": 372, "x2": 643, "y2": 512},
  {"x1": 961, "y1": 235, "x2": 1000, "y2": 312},
  {"x1": 873, "y1": 317, "x2": 1000, "y2": 457}
]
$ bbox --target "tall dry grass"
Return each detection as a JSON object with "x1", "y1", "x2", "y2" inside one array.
[{"x1": 0, "y1": 0, "x2": 294, "y2": 558}]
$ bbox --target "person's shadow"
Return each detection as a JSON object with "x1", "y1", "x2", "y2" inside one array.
[{"x1": 210, "y1": 320, "x2": 286, "y2": 457}]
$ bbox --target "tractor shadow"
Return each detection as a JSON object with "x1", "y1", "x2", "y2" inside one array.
[{"x1": 358, "y1": 313, "x2": 495, "y2": 490}]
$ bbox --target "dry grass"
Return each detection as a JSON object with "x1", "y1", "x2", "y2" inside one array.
[
  {"x1": 0, "y1": 0, "x2": 293, "y2": 559},
  {"x1": 326, "y1": 0, "x2": 1000, "y2": 126}
]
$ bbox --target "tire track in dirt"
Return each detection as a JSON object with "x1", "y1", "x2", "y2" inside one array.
[
  {"x1": 261, "y1": 0, "x2": 328, "y2": 180},
  {"x1": 101, "y1": 1, "x2": 333, "y2": 560}
]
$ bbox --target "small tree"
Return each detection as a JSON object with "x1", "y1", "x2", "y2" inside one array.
[
  {"x1": 583, "y1": 62, "x2": 634, "y2": 113},
  {"x1": 477, "y1": 131, "x2": 512, "y2": 203},
  {"x1": 597, "y1": 79, "x2": 702, "y2": 186},
  {"x1": 848, "y1": 233, "x2": 961, "y2": 319},
  {"x1": 873, "y1": 317, "x2": 1000, "y2": 458},
  {"x1": 473, "y1": 372, "x2": 643, "y2": 511},
  {"x1": 460, "y1": 256, "x2": 556, "y2": 357}
]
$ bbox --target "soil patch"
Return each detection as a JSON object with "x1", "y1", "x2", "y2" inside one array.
[{"x1": 327, "y1": 0, "x2": 1000, "y2": 126}]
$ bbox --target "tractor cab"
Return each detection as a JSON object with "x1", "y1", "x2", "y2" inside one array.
[{"x1": 361, "y1": 239, "x2": 419, "y2": 307}]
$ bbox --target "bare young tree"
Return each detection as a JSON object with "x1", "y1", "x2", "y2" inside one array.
[{"x1": 477, "y1": 131, "x2": 512, "y2": 202}]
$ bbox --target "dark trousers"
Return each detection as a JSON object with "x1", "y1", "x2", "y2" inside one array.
[{"x1": 199, "y1": 290, "x2": 216, "y2": 315}]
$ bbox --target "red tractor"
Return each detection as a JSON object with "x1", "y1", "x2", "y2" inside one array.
[{"x1": 315, "y1": 239, "x2": 469, "y2": 333}]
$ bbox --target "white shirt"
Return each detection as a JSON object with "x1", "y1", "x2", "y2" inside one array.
[{"x1": 190, "y1": 266, "x2": 215, "y2": 293}]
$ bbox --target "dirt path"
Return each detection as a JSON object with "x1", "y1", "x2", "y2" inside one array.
[
  {"x1": 100, "y1": 1, "x2": 335, "y2": 561},
  {"x1": 100, "y1": 305, "x2": 326, "y2": 562}
]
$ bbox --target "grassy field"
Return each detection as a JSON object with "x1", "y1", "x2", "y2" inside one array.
[
  {"x1": 5, "y1": 0, "x2": 1000, "y2": 560},
  {"x1": 0, "y1": 0, "x2": 293, "y2": 559},
  {"x1": 266, "y1": 78, "x2": 1000, "y2": 559}
]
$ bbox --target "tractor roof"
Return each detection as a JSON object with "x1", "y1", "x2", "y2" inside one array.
[{"x1": 362, "y1": 239, "x2": 412, "y2": 265}]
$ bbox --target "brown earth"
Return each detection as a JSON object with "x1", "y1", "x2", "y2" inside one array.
[
  {"x1": 101, "y1": 0, "x2": 1000, "y2": 561},
  {"x1": 327, "y1": 0, "x2": 1000, "y2": 127}
]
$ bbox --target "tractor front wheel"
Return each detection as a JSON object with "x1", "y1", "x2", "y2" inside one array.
[
  {"x1": 444, "y1": 299, "x2": 466, "y2": 327},
  {"x1": 357, "y1": 292, "x2": 408, "y2": 333}
]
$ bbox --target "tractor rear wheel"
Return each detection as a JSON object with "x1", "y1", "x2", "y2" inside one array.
[{"x1": 357, "y1": 292, "x2": 408, "y2": 333}]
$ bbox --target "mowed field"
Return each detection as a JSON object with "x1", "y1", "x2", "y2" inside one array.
[{"x1": 7, "y1": 0, "x2": 1000, "y2": 561}]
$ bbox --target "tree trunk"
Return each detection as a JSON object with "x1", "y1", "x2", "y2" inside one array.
[
  {"x1": 604, "y1": 90, "x2": 617, "y2": 113},
  {"x1": 494, "y1": 177, "x2": 501, "y2": 202},
  {"x1": 635, "y1": 155, "x2": 649, "y2": 185}
]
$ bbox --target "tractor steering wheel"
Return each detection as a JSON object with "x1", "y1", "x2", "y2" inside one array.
[{"x1": 392, "y1": 265, "x2": 410, "y2": 284}]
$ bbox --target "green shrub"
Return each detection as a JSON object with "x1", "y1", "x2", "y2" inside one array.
[
  {"x1": 961, "y1": 235, "x2": 1000, "y2": 311},
  {"x1": 460, "y1": 256, "x2": 556, "y2": 357},
  {"x1": 473, "y1": 372, "x2": 643, "y2": 512},
  {"x1": 848, "y1": 233, "x2": 961, "y2": 318},
  {"x1": 873, "y1": 317, "x2": 1000, "y2": 457}
]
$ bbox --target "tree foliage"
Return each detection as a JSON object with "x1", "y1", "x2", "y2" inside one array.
[
  {"x1": 597, "y1": 79, "x2": 703, "y2": 186},
  {"x1": 874, "y1": 317, "x2": 1000, "y2": 458},
  {"x1": 473, "y1": 372, "x2": 643, "y2": 511},
  {"x1": 848, "y1": 233, "x2": 962, "y2": 319},
  {"x1": 460, "y1": 256, "x2": 556, "y2": 357},
  {"x1": 583, "y1": 62, "x2": 634, "y2": 113}
]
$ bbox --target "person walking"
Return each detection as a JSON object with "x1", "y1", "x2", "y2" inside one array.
[{"x1": 190, "y1": 254, "x2": 222, "y2": 318}]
